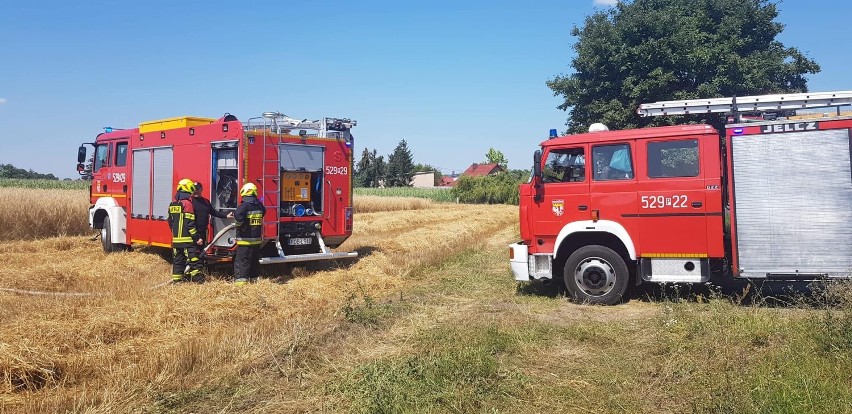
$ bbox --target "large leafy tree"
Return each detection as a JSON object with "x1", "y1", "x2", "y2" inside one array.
[
  {"x1": 547, "y1": 0, "x2": 820, "y2": 133},
  {"x1": 484, "y1": 148, "x2": 508, "y2": 170},
  {"x1": 386, "y1": 140, "x2": 414, "y2": 187}
]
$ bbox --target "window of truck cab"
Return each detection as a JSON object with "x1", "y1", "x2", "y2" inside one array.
[
  {"x1": 115, "y1": 142, "x2": 128, "y2": 167},
  {"x1": 592, "y1": 143, "x2": 634, "y2": 180},
  {"x1": 542, "y1": 147, "x2": 585, "y2": 183},
  {"x1": 93, "y1": 143, "x2": 110, "y2": 172},
  {"x1": 646, "y1": 139, "x2": 700, "y2": 178}
]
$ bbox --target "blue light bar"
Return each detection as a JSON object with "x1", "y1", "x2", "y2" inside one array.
[
  {"x1": 549, "y1": 129, "x2": 558, "y2": 138},
  {"x1": 104, "y1": 127, "x2": 113, "y2": 133}
]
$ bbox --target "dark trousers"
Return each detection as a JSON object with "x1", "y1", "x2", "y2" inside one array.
[
  {"x1": 172, "y1": 245, "x2": 204, "y2": 282},
  {"x1": 234, "y1": 245, "x2": 261, "y2": 282}
]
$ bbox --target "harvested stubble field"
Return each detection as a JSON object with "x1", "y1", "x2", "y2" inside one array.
[{"x1": 2, "y1": 187, "x2": 852, "y2": 413}]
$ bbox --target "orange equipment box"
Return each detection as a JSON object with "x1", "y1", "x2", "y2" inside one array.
[{"x1": 281, "y1": 172, "x2": 311, "y2": 202}]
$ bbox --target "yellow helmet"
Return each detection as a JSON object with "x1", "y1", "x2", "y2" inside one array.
[
  {"x1": 176, "y1": 178, "x2": 196, "y2": 193},
  {"x1": 240, "y1": 182, "x2": 258, "y2": 197}
]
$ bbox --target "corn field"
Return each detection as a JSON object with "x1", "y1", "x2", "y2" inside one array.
[
  {"x1": 354, "y1": 187, "x2": 456, "y2": 202},
  {"x1": 0, "y1": 179, "x2": 89, "y2": 190}
]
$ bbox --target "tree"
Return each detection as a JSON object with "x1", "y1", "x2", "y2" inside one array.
[
  {"x1": 386, "y1": 140, "x2": 414, "y2": 187},
  {"x1": 0, "y1": 164, "x2": 58, "y2": 180},
  {"x1": 354, "y1": 148, "x2": 387, "y2": 188},
  {"x1": 374, "y1": 153, "x2": 387, "y2": 187},
  {"x1": 354, "y1": 148, "x2": 372, "y2": 187},
  {"x1": 547, "y1": 0, "x2": 820, "y2": 133},
  {"x1": 484, "y1": 148, "x2": 508, "y2": 170}
]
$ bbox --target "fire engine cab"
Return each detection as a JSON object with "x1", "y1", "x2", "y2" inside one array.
[
  {"x1": 511, "y1": 90, "x2": 852, "y2": 304},
  {"x1": 77, "y1": 112, "x2": 357, "y2": 265}
]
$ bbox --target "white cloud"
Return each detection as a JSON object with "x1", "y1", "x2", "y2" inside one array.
[
  {"x1": 0, "y1": 98, "x2": 6, "y2": 104},
  {"x1": 593, "y1": 0, "x2": 618, "y2": 6}
]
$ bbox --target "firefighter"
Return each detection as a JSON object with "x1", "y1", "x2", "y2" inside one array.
[
  {"x1": 191, "y1": 182, "x2": 234, "y2": 245},
  {"x1": 168, "y1": 178, "x2": 205, "y2": 284},
  {"x1": 233, "y1": 182, "x2": 266, "y2": 285}
]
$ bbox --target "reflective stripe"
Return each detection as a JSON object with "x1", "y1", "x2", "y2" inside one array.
[
  {"x1": 172, "y1": 274, "x2": 184, "y2": 281},
  {"x1": 185, "y1": 213, "x2": 195, "y2": 220},
  {"x1": 189, "y1": 228, "x2": 197, "y2": 234},
  {"x1": 237, "y1": 240, "x2": 262, "y2": 246},
  {"x1": 173, "y1": 237, "x2": 193, "y2": 243},
  {"x1": 190, "y1": 257, "x2": 199, "y2": 262}
]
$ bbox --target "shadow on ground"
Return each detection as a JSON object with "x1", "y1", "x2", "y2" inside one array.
[{"x1": 517, "y1": 276, "x2": 834, "y2": 308}]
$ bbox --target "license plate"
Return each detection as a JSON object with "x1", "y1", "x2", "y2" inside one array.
[{"x1": 288, "y1": 237, "x2": 312, "y2": 246}]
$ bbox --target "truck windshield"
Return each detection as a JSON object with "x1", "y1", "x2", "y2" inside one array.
[{"x1": 93, "y1": 144, "x2": 109, "y2": 173}]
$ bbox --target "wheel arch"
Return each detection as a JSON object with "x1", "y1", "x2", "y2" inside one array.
[
  {"x1": 552, "y1": 220, "x2": 636, "y2": 280},
  {"x1": 90, "y1": 197, "x2": 127, "y2": 244}
]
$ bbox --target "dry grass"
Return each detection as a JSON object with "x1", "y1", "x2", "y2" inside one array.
[
  {"x1": 0, "y1": 188, "x2": 90, "y2": 241},
  {"x1": 0, "y1": 191, "x2": 516, "y2": 412},
  {"x1": 353, "y1": 195, "x2": 434, "y2": 213}
]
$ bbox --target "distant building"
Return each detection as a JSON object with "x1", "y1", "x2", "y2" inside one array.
[
  {"x1": 438, "y1": 176, "x2": 456, "y2": 187},
  {"x1": 461, "y1": 163, "x2": 505, "y2": 177},
  {"x1": 411, "y1": 171, "x2": 436, "y2": 188}
]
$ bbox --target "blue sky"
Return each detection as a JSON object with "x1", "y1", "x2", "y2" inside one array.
[{"x1": 1, "y1": 0, "x2": 850, "y2": 178}]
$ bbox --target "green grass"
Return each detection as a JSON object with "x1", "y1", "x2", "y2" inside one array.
[
  {"x1": 138, "y1": 225, "x2": 852, "y2": 413},
  {"x1": 327, "y1": 242, "x2": 852, "y2": 413},
  {"x1": 332, "y1": 324, "x2": 531, "y2": 414},
  {"x1": 0, "y1": 178, "x2": 89, "y2": 190},
  {"x1": 354, "y1": 186, "x2": 456, "y2": 202}
]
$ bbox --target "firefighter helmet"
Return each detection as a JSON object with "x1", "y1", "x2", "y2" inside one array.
[
  {"x1": 240, "y1": 183, "x2": 258, "y2": 197},
  {"x1": 177, "y1": 178, "x2": 196, "y2": 193}
]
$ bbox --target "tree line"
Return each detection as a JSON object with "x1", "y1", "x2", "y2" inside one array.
[
  {"x1": 355, "y1": 140, "x2": 444, "y2": 187},
  {"x1": 0, "y1": 164, "x2": 59, "y2": 180}
]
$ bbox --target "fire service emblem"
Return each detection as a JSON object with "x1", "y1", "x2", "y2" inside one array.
[{"x1": 552, "y1": 199, "x2": 564, "y2": 217}]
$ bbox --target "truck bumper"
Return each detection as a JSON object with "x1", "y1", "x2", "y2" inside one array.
[
  {"x1": 259, "y1": 251, "x2": 358, "y2": 265},
  {"x1": 509, "y1": 242, "x2": 530, "y2": 281}
]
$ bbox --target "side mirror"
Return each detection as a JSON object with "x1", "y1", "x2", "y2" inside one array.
[
  {"x1": 77, "y1": 146, "x2": 87, "y2": 163},
  {"x1": 77, "y1": 163, "x2": 85, "y2": 172},
  {"x1": 533, "y1": 150, "x2": 542, "y2": 179},
  {"x1": 532, "y1": 150, "x2": 543, "y2": 202}
]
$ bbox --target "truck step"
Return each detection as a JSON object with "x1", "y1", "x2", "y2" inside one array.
[{"x1": 259, "y1": 251, "x2": 358, "y2": 265}]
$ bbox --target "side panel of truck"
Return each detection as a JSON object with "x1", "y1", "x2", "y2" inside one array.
[{"x1": 728, "y1": 120, "x2": 852, "y2": 278}]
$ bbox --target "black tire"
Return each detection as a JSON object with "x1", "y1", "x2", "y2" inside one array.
[
  {"x1": 563, "y1": 245, "x2": 629, "y2": 305},
  {"x1": 101, "y1": 216, "x2": 127, "y2": 253}
]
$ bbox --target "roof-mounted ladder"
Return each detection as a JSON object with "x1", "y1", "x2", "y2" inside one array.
[{"x1": 637, "y1": 90, "x2": 852, "y2": 118}]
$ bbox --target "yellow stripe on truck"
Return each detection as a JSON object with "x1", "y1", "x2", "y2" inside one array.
[{"x1": 640, "y1": 253, "x2": 709, "y2": 258}]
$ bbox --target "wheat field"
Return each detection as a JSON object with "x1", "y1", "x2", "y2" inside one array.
[
  {"x1": 0, "y1": 187, "x2": 516, "y2": 412},
  {"x1": 4, "y1": 187, "x2": 852, "y2": 413}
]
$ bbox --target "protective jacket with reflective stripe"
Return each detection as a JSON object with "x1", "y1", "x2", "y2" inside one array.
[
  {"x1": 168, "y1": 191, "x2": 200, "y2": 247},
  {"x1": 234, "y1": 195, "x2": 266, "y2": 246}
]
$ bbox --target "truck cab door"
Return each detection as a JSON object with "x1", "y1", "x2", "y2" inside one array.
[
  {"x1": 636, "y1": 138, "x2": 709, "y2": 256},
  {"x1": 111, "y1": 142, "x2": 129, "y2": 197},
  {"x1": 529, "y1": 145, "x2": 590, "y2": 253},
  {"x1": 589, "y1": 142, "x2": 639, "y2": 242}
]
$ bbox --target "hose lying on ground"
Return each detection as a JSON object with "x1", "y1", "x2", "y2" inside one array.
[{"x1": 0, "y1": 224, "x2": 240, "y2": 298}]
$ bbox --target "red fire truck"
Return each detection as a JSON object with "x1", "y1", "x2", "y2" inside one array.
[
  {"x1": 510, "y1": 90, "x2": 852, "y2": 304},
  {"x1": 77, "y1": 112, "x2": 357, "y2": 265}
]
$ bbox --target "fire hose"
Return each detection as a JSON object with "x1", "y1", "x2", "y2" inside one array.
[{"x1": 0, "y1": 224, "x2": 239, "y2": 298}]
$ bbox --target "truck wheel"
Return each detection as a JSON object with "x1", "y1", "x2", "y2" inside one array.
[
  {"x1": 563, "y1": 245, "x2": 629, "y2": 305},
  {"x1": 101, "y1": 216, "x2": 126, "y2": 253}
]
